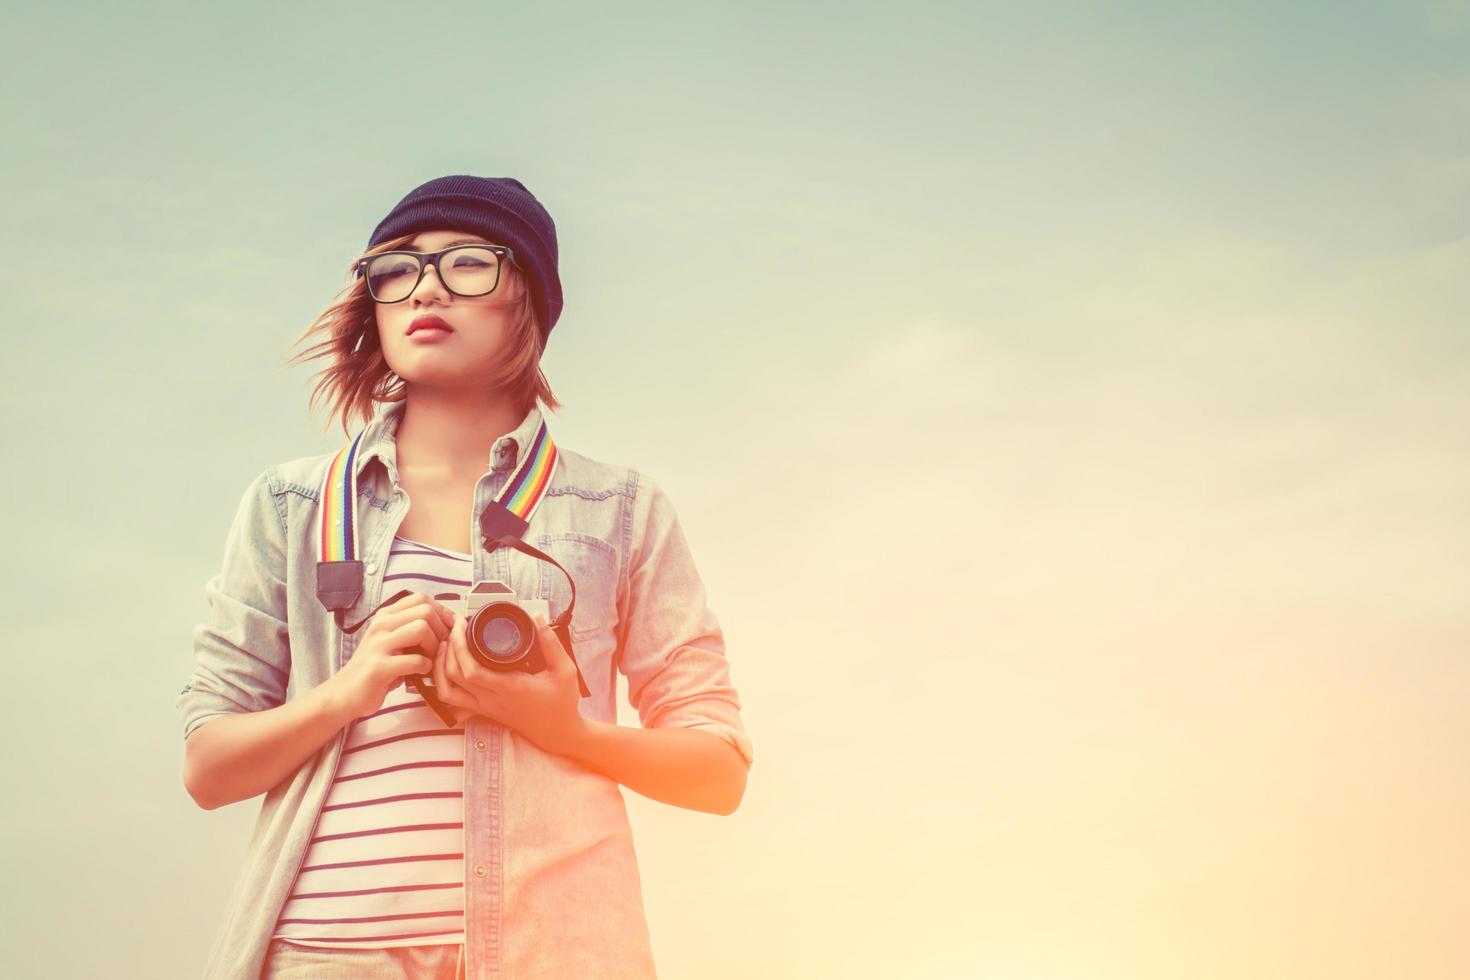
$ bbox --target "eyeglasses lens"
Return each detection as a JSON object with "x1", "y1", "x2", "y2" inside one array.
[{"x1": 364, "y1": 247, "x2": 503, "y2": 302}]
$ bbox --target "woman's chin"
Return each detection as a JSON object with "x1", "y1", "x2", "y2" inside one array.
[{"x1": 398, "y1": 370, "x2": 495, "y2": 392}]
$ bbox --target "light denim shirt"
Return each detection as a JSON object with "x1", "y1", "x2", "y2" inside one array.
[{"x1": 177, "y1": 398, "x2": 753, "y2": 979}]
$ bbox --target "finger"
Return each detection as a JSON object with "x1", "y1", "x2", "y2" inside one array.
[
  {"x1": 370, "y1": 603, "x2": 449, "y2": 644},
  {"x1": 527, "y1": 611, "x2": 555, "y2": 652},
  {"x1": 432, "y1": 639, "x2": 453, "y2": 698},
  {"x1": 437, "y1": 681, "x2": 474, "y2": 709},
  {"x1": 390, "y1": 653, "x2": 434, "y2": 677},
  {"x1": 442, "y1": 627, "x2": 469, "y2": 688},
  {"x1": 364, "y1": 605, "x2": 423, "y2": 635},
  {"x1": 536, "y1": 620, "x2": 572, "y2": 673},
  {"x1": 418, "y1": 604, "x2": 451, "y2": 643},
  {"x1": 450, "y1": 618, "x2": 481, "y2": 682},
  {"x1": 432, "y1": 637, "x2": 472, "y2": 708},
  {"x1": 445, "y1": 617, "x2": 474, "y2": 682},
  {"x1": 451, "y1": 618, "x2": 505, "y2": 698},
  {"x1": 385, "y1": 619, "x2": 441, "y2": 658},
  {"x1": 432, "y1": 642, "x2": 464, "y2": 701}
]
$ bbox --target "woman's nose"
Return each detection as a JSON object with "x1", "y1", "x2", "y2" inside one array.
[{"x1": 411, "y1": 262, "x2": 450, "y2": 302}]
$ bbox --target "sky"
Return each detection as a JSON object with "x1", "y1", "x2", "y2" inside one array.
[{"x1": 2, "y1": 2, "x2": 1468, "y2": 978}]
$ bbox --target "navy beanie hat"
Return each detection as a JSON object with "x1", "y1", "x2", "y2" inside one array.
[{"x1": 366, "y1": 175, "x2": 563, "y2": 344}]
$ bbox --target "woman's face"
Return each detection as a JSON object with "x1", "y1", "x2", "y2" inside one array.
[{"x1": 373, "y1": 228, "x2": 521, "y2": 390}]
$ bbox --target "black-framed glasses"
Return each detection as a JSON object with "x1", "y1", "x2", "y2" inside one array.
[{"x1": 354, "y1": 244, "x2": 516, "y2": 303}]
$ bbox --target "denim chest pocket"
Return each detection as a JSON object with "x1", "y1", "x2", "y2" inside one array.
[{"x1": 534, "y1": 532, "x2": 619, "y2": 644}]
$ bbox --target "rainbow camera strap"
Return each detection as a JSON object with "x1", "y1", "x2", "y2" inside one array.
[{"x1": 315, "y1": 417, "x2": 559, "y2": 622}]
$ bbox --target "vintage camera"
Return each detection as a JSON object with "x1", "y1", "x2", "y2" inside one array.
[
  {"x1": 458, "y1": 579, "x2": 554, "y2": 676},
  {"x1": 397, "y1": 537, "x2": 592, "y2": 725}
]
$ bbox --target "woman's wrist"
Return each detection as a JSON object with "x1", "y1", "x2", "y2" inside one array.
[{"x1": 310, "y1": 675, "x2": 359, "y2": 729}]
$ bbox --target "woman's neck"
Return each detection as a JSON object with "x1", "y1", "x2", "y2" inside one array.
[{"x1": 395, "y1": 386, "x2": 527, "y2": 481}]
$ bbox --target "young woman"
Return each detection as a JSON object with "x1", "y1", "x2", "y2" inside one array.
[{"x1": 177, "y1": 175, "x2": 753, "y2": 980}]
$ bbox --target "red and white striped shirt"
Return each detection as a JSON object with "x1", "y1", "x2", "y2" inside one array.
[{"x1": 272, "y1": 534, "x2": 472, "y2": 949}]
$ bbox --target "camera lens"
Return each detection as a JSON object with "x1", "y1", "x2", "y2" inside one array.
[
  {"x1": 481, "y1": 618, "x2": 524, "y2": 658},
  {"x1": 468, "y1": 602, "x2": 534, "y2": 667}
]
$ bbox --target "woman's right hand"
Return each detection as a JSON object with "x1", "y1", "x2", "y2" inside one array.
[{"x1": 327, "y1": 593, "x2": 456, "y2": 721}]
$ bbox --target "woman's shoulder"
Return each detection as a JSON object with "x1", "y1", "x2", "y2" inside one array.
[
  {"x1": 542, "y1": 446, "x2": 685, "y2": 553},
  {"x1": 550, "y1": 446, "x2": 689, "y2": 547},
  {"x1": 260, "y1": 450, "x2": 341, "y2": 502},
  {"x1": 549, "y1": 445, "x2": 642, "y2": 501}
]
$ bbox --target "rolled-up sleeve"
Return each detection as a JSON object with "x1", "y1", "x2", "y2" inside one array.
[
  {"x1": 615, "y1": 471, "x2": 753, "y2": 768},
  {"x1": 176, "y1": 466, "x2": 292, "y2": 741}
]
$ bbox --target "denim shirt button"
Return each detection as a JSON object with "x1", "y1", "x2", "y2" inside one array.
[
  {"x1": 491, "y1": 438, "x2": 518, "y2": 473},
  {"x1": 474, "y1": 864, "x2": 487, "y2": 877}
]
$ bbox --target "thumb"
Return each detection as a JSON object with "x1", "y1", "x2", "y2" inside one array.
[{"x1": 536, "y1": 616, "x2": 572, "y2": 671}]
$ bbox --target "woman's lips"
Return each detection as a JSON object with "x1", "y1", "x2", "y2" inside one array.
[
  {"x1": 409, "y1": 314, "x2": 453, "y2": 334},
  {"x1": 409, "y1": 314, "x2": 453, "y2": 340}
]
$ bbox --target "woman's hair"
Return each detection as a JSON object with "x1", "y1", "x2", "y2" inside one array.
[{"x1": 287, "y1": 231, "x2": 561, "y2": 438}]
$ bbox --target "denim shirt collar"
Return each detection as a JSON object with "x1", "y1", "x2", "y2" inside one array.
[{"x1": 354, "y1": 398, "x2": 547, "y2": 490}]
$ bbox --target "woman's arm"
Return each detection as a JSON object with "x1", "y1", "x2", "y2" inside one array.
[
  {"x1": 178, "y1": 466, "x2": 317, "y2": 810},
  {"x1": 562, "y1": 717, "x2": 749, "y2": 816},
  {"x1": 183, "y1": 682, "x2": 354, "y2": 810},
  {"x1": 611, "y1": 472, "x2": 755, "y2": 803}
]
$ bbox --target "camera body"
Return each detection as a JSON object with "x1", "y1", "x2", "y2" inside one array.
[{"x1": 457, "y1": 579, "x2": 554, "y2": 676}]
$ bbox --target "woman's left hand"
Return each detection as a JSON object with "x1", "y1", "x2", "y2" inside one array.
[{"x1": 432, "y1": 611, "x2": 588, "y2": 757}]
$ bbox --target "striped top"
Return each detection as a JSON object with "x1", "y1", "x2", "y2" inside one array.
[{"x1": 271, "y1": 534, "x2": 473, "y2": 949}]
